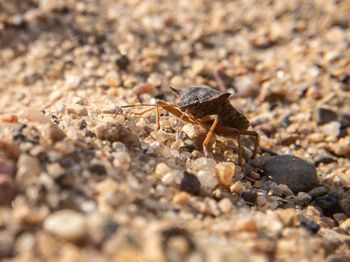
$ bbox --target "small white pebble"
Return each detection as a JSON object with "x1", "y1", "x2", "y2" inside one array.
[
  {"x1": 113, "y1": 151, "x2": 131, "y2": 172},
  {"x1": 197, "y1": 170, "x2": 218, "y2": 190},
  {"x1": 44, "y1": 210, "x2": 87, "y2": 242},
  {"x1": 155, "y1": 163, "x2": 172, "y2": 176},
  {"x1": 192, "y1": 157, "x2": 217, "y2": 173},
  {"x1": 162, "y1": 171, "x2": 183, "y2": 186},
  {"x1": 218, "y1": 198, "x2": 233, "y2": 213}
]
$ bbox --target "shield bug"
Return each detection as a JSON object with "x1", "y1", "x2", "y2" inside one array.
[{"x1": 116, "y1": 86, "x2": 259, "y2": 165}]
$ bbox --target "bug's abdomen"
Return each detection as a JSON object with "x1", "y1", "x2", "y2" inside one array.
[{"x1": 216, "y1": 100, "x2": 250, "y2": 131}]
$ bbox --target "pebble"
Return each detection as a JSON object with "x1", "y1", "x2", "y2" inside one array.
[
  {"x1": 94, "y1": 178, "x2": 118, "y2": 196},
  {"x1": 113, "y1": 152, "x2": 131, "y2": 172},
  {"x1": 0, "y1": 156, "x2": 16, "y2": 177},
  {"x1": 235, "y1": 76, "x2": 260, "y2": 98},
  {"x1": 256, "y1": 195, "x2": 268, "y2": 207},
  {"x1": 87, "y1": 215, "x2": 119, "y2": 245},
  {"x1": 88, "y1": 164, "x2": 107, "y2": 175},
  {"x1": 79, "y1": 119, "x2": 87, "y2": 129},
  {"x1": 236, "y1": 217, "x2": 257, "y2": 232},
  {"x1": 16, "y1": 154, "x2": 40, "y2": 179},
  {"x1": 44, "y1": 210, "x2": 87, "y2": 242},
  {"x1": 326, "y1": 255, "x2": 350, "y2": 262},
  {"x1": 308, "y1": 186, "x2": 329, "y2": 198},
  {"x1": 296, "y1": 192, "x2": 312, "y2": 206},
  {"x1": 94, "y1": 122, "x2": 139, "y2": 145},
  {"x1": 315, "y1": 107, "x2": 350, "y2": 128},
  {"x1": 313, "y1": 193, "x2": 340, "y2": 216},
  {"x1": 262, "y1": 155, "x2": 318, "y2": 193},
  {"x1": 67, "y1": 104, "x2": 88, "y2": 117},
  {"x1": 162, "y1": 171, "x2": 183, "y2": 186},
  {"x1": 180, "y1": 171, "x2": 201, "y2": 196},
  {"x1": 320, "y1": 228, "x2": 350, "y2": 249},
  {"x1": 230, "y1": 181, "x2": 246, "y2": 194},
  {"x1": 0, "y1": 231, "x2": 14, "y2": 257},
  {"x1": 314, "y1": 154, "x2": 336, "y2": 166},
  {"x1": 320, "y1": 121, "x2": 341, "y2": 138},
  {"x1": 45, "y1": 124, "x2": 65, "y2": 143},
  {"x1": 339, "y1": 112, "x2": 350, "y2": 127},
  {"x1": 115, "y1": 54, "x2": 130, "y2": 70},
  {"x1": 1, "y1": 114, "x2": 18, "y2": 123},
  {"x1": 132, "y1": 83, "x2": 155, "y2": 96},
  {"x1": 277, "y1": 184, "x2": 294, "y2": 196},
  {"x1": 0, "y1": 140, "x2": 20, "y2": 160},
  {"x1": 218, "y1": 198, "x2": 233, "y2": 213},
  {"x1": 275, "y1": 208, "x2": 296, "y2": 226},
  {"x1": 197, "y1": 170, "x2": 218, "y2": 190},
  {"x1": 155, "y1": 163, "x2": 172, "y2": 176},
  {"x1": 315, "y1": 107, "x2": 338, "y2": 125},
  {"x1": 299, "y1": 217, "x2": 320, "y2": 234},
  {"x1": 331, "y1": 138, "x2": 350, "y2": 157},
  {"x1": 215, "y1": 162, "x2": 236, "y2": 187},
  {"x1": 333, "y1": 213, "x2": 347, "y2": 224},
  {"x1": 339, "y1": 198, "x2": 350, "y2": 215},
  {"x1": 182, "y1": 124, "x2": 211, "y2": 145},
  {"x1": 22, "y1": 110, "x2": 51, "y2": 124},
  {"x1": 0, "y1": 174, "x2": 15, "y2": 205},
  {"x1": 105, "y1": 71, "x2": 121, "y2": 86},
  {"x1": 241, "y1": 190, "x2": 257, "y2": 205},
  {"x1": 172, "y1": 192, "x2": 191, "y2": 205},
  {"x1": 191, "y1": 157, "x2": 217, "y2": 173},
  {"x1": 339, "y1": 218, "x2": 350, "y2": 234}
]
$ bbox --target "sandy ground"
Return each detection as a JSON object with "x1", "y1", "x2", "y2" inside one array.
[{"x1": 0, "y1": 0, "x2": 350, "y2": 261}]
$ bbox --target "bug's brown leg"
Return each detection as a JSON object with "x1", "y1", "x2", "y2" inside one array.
[
  {"x1": 235, "y1": 131, "x2": 243, "y2": 166},
  {"x1": 113, "y1": 104, "x2": 156, "y2": 118},
  {"x1": 156, "y1": 101, "x2": 196, "y2": 125},
  {"x1": 155, "y1": 102, "x2": 161, "y2": 130},
  {"x1": 196, "y1": 115, "x2": 219, "y2": 158},
  {"x1": 115, "y1": 101, "x2": 196, "y2": 130},
  {"x1": 240, "y1": 130, "x2": 259, "y2": 159},
  {"x1": 214, "y1": 126, "x2": 244, "y2": 166},
  {"x1": 135, "y1": 107, "x2": 156, "y2": 116}
]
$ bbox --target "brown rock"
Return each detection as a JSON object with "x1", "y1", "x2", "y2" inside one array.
[
  {"x1": 94, "y1": 122, "x2": 139, "y2": 145},
  {"x1": 0, "y1": 156, "x2": 16, "y2": 177},
  {"x1": 0, "y1": 174, "x2": 15, "y2": 205},
  {"x1": 0, "y1": 140, "x2": 20, "y2": 160},
  {"x1": 45, "y1": 124, "x2": 65, "y2": 143},
  {"x1": 67, "y1": 104, "x2": 88, "y2": 117}
]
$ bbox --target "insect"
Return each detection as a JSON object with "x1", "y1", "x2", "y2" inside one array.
[{"x1": 116, "y1": 86, "x2": 259, "y2": 166}]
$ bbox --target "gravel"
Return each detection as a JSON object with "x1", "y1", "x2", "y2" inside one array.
[{"x1": 0, "y1": 0, "x2": 350, "y2": 261}]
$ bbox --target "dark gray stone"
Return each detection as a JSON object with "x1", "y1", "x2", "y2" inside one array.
[
  {"x1": 315, "y1": 106, "x2": 350, "y2": 127},
  {"x1": 299, "y1": 217, "x2": 320, "y2": 234},
  {"x1": 313, "y1": 193, "x2": 341, "y2": 216},
  {"x1": 181, "y1": 171, "x2": 200, "y2": 196},
  {"x1": 262, "y1": 155, "x2": 318, "y2": 193},
  {"x1": 315, "y1": 107, "x2": 338, "y2": 125}
]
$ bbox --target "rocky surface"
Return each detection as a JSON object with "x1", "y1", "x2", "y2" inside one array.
[{"x1": 0, "y1": 0, "x2": 350, "y2": 261}]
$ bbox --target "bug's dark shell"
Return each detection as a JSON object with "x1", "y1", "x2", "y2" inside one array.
[{"x1": 171, "y1": 86, "x2": 230, "y2": 108}]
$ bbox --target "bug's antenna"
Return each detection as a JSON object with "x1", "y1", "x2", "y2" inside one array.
[{"x1": 170, "y1": 86, "x2": 181, "y2": 95}]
